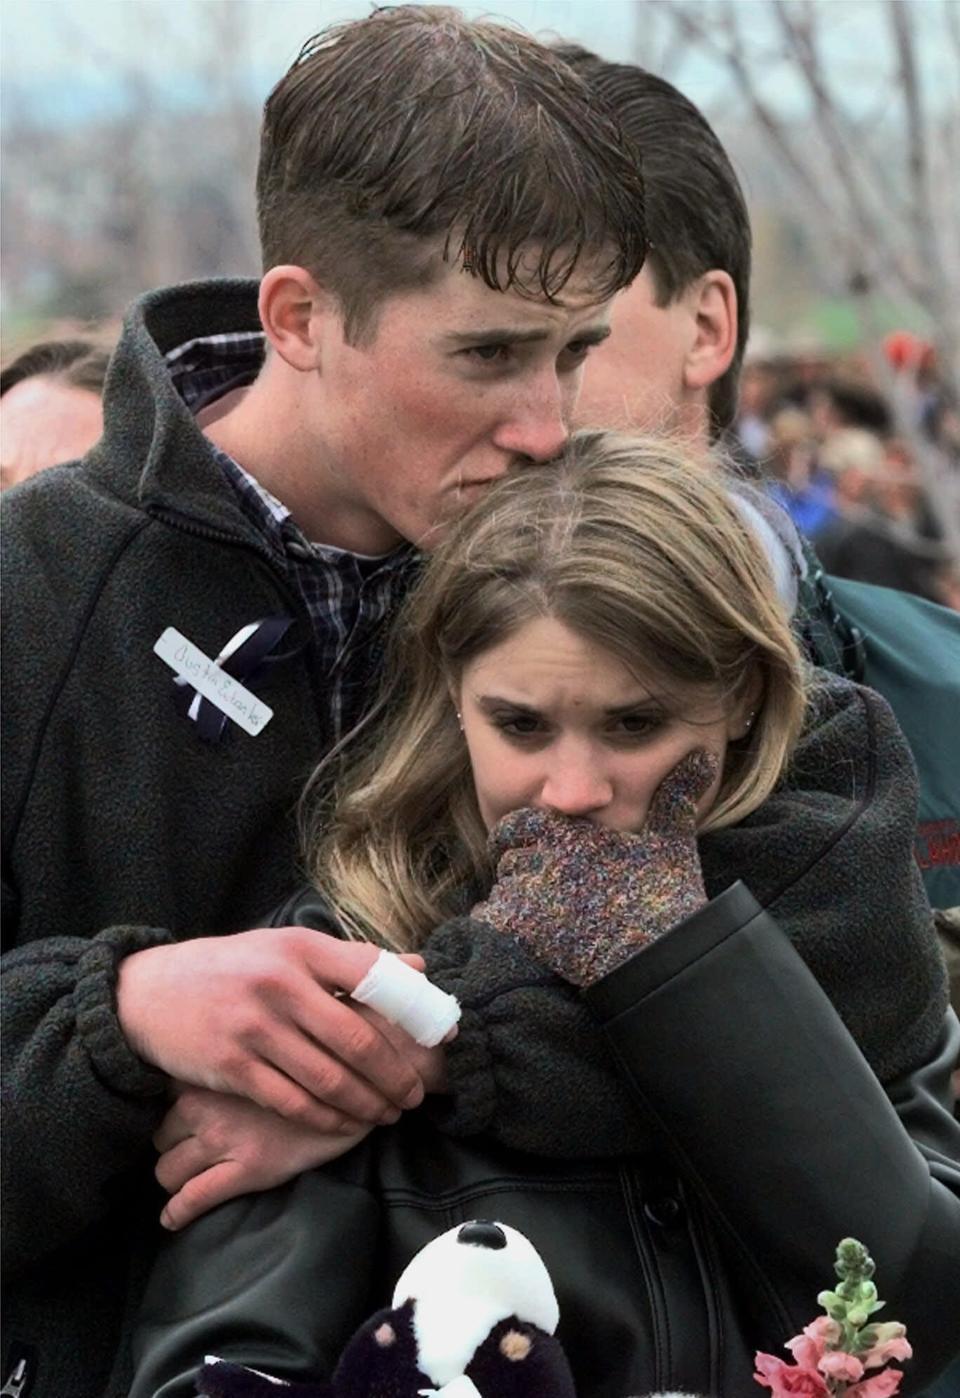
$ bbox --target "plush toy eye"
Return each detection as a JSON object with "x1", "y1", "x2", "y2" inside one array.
[{"x1": 457, "y1": 1220, "x2": 507, "y2": 1250}]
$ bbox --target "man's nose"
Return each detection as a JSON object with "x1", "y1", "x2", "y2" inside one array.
[
  {"x1": 539, "y1": 758, "x2": 613, "y2": 818},
  {"x1": 493, "y1": 374, "x2": 570, "y2": 464}
]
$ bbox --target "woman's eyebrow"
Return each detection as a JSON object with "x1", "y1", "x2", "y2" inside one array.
[
  {"x1": 604, "y1": 699, "x2": 661, "y2": 717},
  {"x1": 475, "y1": 694, "x2": 539, "y2": 713},
  {"x1": 474, "y1": 695, "x2": 662, "y2": 717}
]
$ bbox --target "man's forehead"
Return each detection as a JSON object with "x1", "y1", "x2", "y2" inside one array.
[
  {"x1": 415, "y1": 253, "x2": 617, "y2": 328},
  {"x1": 478, "y1": 241, "x2": 621, "y2": 307}
]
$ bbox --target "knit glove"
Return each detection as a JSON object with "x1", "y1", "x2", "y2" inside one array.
[{"x1": 471, "y1": 749, "x2": 718, "y2": 988}]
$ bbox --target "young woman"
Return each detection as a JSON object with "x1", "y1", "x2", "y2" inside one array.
[{"x1": 131, "y1": 434, "x2": 959, "y2": 1397}]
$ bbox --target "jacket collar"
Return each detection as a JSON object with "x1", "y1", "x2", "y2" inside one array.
[{"x1": 90, "y1": 279, "x2": 268, "y2": 548}]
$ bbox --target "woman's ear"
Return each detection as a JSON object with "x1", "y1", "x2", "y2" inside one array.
[
  {"x1": 681, "y1": 270, "x2": 738, "y2": 394},
  {"x1": 258, "y1": 266, "x2": 332, "y2": 372},
  {"x1": 447, "y1": 679, "x2": 465, "y2": 731},
  {"x1": 727, "y1": 674, "x2": 764, "y2": 740}
]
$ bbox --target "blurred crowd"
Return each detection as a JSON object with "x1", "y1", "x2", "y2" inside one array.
[{"x1": 734, "y1": 331, "x2": 960, "y2": 609}]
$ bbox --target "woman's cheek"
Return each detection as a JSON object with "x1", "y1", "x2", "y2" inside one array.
[{"x1": 472, "y1": 744, "x2": 538, "y2": 830}]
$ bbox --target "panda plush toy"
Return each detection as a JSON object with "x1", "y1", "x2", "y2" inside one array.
[{"x1": 197, "y1": 1220, "x2": 576, "y2": 1398}]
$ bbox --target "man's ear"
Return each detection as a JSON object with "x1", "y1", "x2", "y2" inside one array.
[
  {"x1": 258, "y1": 266, "x2": 333, "y2": 372},
  {"x1": 681, "y1": 270, "x2": 738, "y2": 394}
]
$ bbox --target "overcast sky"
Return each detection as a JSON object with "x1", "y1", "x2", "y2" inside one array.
[
  {"x1": 2, "y1": 1, "x2": 955, "y2": 141},
  {"x1": 1, "y1": 1, "x2": 643, "y2": 113}
]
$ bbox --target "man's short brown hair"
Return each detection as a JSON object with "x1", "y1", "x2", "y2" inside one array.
[
  {"x1": 256, "y1": 5, "x2": 648, "y2": 341},
  {"x1": 556, "y1": 47, "x2": 752, "y2": 437}
]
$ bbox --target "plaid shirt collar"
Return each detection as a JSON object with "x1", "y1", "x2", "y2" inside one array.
[{"x1": 164, "y1": 329, "x2": 418, "y2": 743}]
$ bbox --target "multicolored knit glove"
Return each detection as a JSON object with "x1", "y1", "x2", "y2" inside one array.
[{"x1": 471, "y1": 749, "x2": 718, "y2": 988}]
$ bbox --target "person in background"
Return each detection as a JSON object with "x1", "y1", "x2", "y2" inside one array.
[
  {"x1": 815, "y1": 430, "x2": 955, "y2": 606},
  {"x1": 806, "y1": 375, "x2": 894, "y2": 441},
  {"x1": 0, "y1": 337, "x2": 110, "y2": 490},
  {"x1": 762, "y1": 404, "x2": 839, "y2": 540}
]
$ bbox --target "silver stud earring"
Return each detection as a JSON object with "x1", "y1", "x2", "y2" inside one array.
[
  {"x1": 456, "y1": 710, "x2": 464, "y2": 731},
  {"x1": 743, "y1": 709, "x2": 757, "y2": 732}
]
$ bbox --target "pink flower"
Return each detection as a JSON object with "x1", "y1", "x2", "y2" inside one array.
[
  {"x1": 819, "y1": 1351, "x2": 865, "y2": 1382},
  {"x1": 786, "y1": 1317, "x2": 843, "y2": 1368},
  {"x1": 754, "y1": 1353, "x2": 830, "y2": 1396},
  {"x1": 861, "y1": 1324, "x2": 913, "y2": 1370},
  {"x1": 847, "y1": 1370, "x2": 903, "y2": 1397}
]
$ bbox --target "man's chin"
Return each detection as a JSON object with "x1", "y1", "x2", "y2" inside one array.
[{"x1": 414, "y1": 482, "x2": 501, "y2": 551}]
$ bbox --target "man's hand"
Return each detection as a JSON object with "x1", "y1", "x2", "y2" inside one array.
[
  {"x1": 117, "y1": 927, "x2": 430, "y2": 1130},
  {"x1": 154, "y1": 1084, "x2": 375, "y2": 1231},
  {"x1": 153, "y1": 1002, "x2": 449, "y2": 1231}
]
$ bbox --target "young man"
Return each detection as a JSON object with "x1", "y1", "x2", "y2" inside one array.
[{"x1": 0, "y1": 10, "x2": 646, "y2": 1396}]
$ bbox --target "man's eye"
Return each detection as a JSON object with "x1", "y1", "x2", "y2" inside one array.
[
  {"x1": 467, "y1": 344, "x2": 511, "y2": 363},
  {"x1": 562, "y1": 340, "x2": 593, "y2": 364}
]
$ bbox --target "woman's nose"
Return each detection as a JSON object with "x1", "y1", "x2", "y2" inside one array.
[{"x1": 539, "y1": 761, "x2": 612, "y2": 817}]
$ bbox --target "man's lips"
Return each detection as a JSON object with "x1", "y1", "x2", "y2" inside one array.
[{"x1": 456, "y1": 476, "x2": 502, "y2": 492}]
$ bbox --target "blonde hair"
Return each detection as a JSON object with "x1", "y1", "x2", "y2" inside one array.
[{"x1": 304, "y1": 432, "x2": 808, "y2": 950}]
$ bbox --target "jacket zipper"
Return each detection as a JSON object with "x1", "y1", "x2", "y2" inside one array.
[{"x1": 1, "y1": 1349, "x2": 35, "y2": 1398}]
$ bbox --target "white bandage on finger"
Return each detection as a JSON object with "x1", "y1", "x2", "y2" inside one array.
[{"x1": 352, "y1": 951, "x2": 461, "y2": 1047}]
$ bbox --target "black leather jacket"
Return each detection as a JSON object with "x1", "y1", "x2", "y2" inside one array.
[{"x1": 130, "y1": 881, "x2": 960, "y2": 1397}]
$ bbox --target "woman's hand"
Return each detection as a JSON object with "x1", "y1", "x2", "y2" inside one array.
[{"x1": 471, "y1": 748, "x2": 717, "y2": 987}]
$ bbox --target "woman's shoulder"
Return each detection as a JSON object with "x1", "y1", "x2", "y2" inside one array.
[
  {"x1": 789, "y1": 668, "x2": 917, "y2": 797},
  {"x1": 702, "y1": 667, "x2": 942, "y2": 1085},
  {"x1": 700, "y1": 667, "x2": 919, "y2": 917}
]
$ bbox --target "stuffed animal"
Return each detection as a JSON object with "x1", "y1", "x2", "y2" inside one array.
[{"x1": 197, "y1": 1219, "x2": 576, "y2": 1398}]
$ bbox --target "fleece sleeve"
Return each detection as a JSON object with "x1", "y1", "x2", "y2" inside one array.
[
  {"x1": 268, "y1": 890, "x2": 640, "y2": 1160},
  {"x1": 1, "y1": 904, "x2": 174, "y2": 1275},
  {"x1": 421, "y1": 916, "x2": 640, "y2": 1158}
]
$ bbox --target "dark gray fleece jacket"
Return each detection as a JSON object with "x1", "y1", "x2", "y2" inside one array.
[{"x1": 0, "y1": 280, "x2": 397, "y2": 1398}]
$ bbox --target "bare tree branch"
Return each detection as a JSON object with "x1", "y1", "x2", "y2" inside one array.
[
  {"x1": 944, "y1": 0, "x2": 960, "y2": 84},
  {"x1": 770, "y1": 0, "x2": 918, "y2": 294},
  {"x1": 647, "y1": 0, "x2": 833, "y2": 216},
  {"x1": 889, "y1": 0, "x2": 959, "y2": 385}
]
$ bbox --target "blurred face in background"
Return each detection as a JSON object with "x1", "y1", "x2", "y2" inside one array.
[
  {"x1": 0, "y1": 375, "x2": 104, "y2": 490},
  {"x1": 877, "y1": 444, "x2": 921, "y2": 519}
]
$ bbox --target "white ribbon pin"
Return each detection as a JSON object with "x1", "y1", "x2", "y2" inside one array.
[{"x1": 154, "y1": 626, "x2": 274, "y2": 737}]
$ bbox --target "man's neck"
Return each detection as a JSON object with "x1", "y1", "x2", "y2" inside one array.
[{"x1": 200, "y1": 369, "x2": 400, "y2": 554}]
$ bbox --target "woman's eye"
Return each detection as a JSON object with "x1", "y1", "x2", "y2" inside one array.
[
  {"x1": 494, "y1": 714, "x2": 543, "y2": 737},
  {"x1": 612, "y1": 714, "x2": 662, "y2": 741}
]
